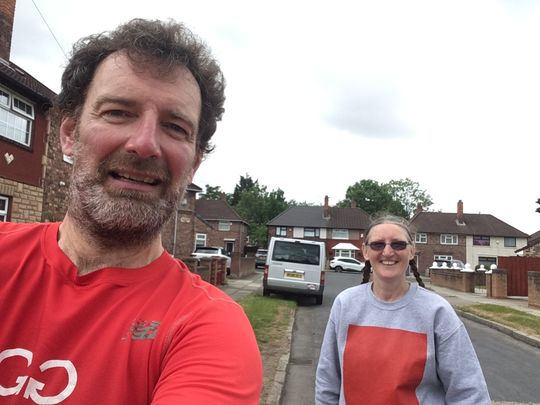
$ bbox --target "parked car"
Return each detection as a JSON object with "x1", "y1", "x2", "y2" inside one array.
[
  {"x1": 255, "y1": 248, "x2": 268, "y2": 268},
  {"x1": 191, "y1": 246, "x2": 231, "y2": 274},
  {"x1": 329, "y1": 257, "x2": 365, "y2": 272},
  {"x1": 263, "y1": 237, "x2": 325, "y2": 305},
  {"x1": 439, "y1": 259, "x2": 465, "y2": 270}
]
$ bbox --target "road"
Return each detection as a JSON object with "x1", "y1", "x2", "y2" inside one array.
[{"x1": 280, "y1": 271, "x2": 540, "y2": 405}]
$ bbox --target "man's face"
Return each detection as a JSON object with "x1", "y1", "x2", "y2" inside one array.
[{"x1": 60, "y1": 52, "x2": 202, "y2": 245}]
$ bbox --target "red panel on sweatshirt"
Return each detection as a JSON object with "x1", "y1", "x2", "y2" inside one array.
[{"x1": 343, "y1": 325, "x2": 427, "y2": 404}]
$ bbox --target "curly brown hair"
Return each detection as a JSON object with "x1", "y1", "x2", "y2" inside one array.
[{"x1": 57, "y1": 18, "x2": 225, "y2": 155}]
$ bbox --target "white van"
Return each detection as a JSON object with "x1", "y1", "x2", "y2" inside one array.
[{"x1": 262, "y1": 237, "x2": 326, "y2": 305}]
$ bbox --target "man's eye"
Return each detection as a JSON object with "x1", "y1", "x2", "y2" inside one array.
[
  {"x1": 103, "y1": 110, "x2": 131, "y2": 118},
  {"x1": 163, "y1": 122, "x2": 190, "y2": 137}
]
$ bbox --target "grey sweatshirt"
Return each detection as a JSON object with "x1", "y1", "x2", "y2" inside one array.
[{"x1": 315, "y1": 282, "x2": 491, "y2": 404}]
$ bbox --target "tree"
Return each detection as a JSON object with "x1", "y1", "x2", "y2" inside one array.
[
  {"x1": 340, "y1": 179, "x2": 399, "y2": 216},
  {"x1": 199, "y1": 184, "x2": 226, "y2": 200},
  {"x1": 386, "y1": 178, "x2": 433, "y2": 219},
  {"x1": 229, "y1": 174, "x2": 258, "y2": 206},
  {"x1": 339, "y1": 178, "x2": 432, "y2": 219},
  {"x1": 234, "y1": 184, "x2": 289, "y2": 246}
]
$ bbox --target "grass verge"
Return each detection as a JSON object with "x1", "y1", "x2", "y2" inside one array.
[
  {"x1": 239, "y1": 294, "x2": 297, "y2": 345},
  {"x1": 458, "y1": 303, "x2": 540, "y2": 338},
  {"x1": 239, "y1": 294, "x2": 297, "y2": 404}
]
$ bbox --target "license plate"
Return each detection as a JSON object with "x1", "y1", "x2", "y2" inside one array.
[{"x1": 284, "y1": 271, "x2": 304, "y2": 280}]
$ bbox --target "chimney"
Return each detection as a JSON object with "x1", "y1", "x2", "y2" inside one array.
[
  {"x1": 0, "y1": 0, "x2": 16, "y2": 61},
  {"x1": 415, "y1": 203, "x2": 423, "y2": 215},
  {"x1": 457, "y1": 200, "x2": 464, "y2": 224},
  {"x1": 351, "y1": 200, "x2": 357, "y2": 208},
  {"x1": 323, "y1": 195, "x2": 330, "y2": 219}
]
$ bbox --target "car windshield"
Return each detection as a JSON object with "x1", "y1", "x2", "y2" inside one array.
[{"x1": 272, "y1": 241, "x2": 320, "y2": 265}]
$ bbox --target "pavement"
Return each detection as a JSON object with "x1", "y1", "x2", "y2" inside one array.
[{"x1": 219, "y1": 271, "x2": 540, "y2": 403}]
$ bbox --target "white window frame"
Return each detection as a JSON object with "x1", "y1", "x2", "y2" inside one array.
[
  {"x1": 304, "y1": 227, "x2": 320, "y2": 238},
  {"x1": 0, "y1": 85, "x2": 34, "y2": 147},
  {"x1": 218, "y1": 221, "x2": 232, "y2": 231},
  {"x1": 276, "y1": 226, "x2": 287, "y2": 236},
  {"x1": 0, "y1": 195, "x2": 9, "y2": 221},
  {"x1": 195, "y1": 233, "x2": 206, "y2": 247},
  {"x1": 415, "y1": 233, "x2": 427, "y2": 244},
  {"x1": 332, "y1": 229, "x2": 349, "y2": 240},
  {"x1": 440, "y1": 234, "x2": 458, "y2": 245}
]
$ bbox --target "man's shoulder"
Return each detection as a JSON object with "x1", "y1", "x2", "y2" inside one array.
[{"x1": 0, "y1": 221, "x2": 52, "y2": 237}]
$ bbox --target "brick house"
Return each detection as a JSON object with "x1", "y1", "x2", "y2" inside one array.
[
  {"x1": 514, "y1": 229, "x2": 540, "y2": 257},
  {"x1": 410, "y1": 200, "x2": 528, "y2": 274},
  {"x1": 194, "y1": 198, "x2": 249, "y2": 255},
  {"x1": 0, "y1": 0, "x2": 61, "y2": 223},
  {"x1": 266, "y1": 196, "x2": 371, "y2": 260}
]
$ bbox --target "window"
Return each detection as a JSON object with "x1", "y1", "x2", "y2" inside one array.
[
  {"x1": 0, "y1": 196, "x2": 8, "y2": 221},
  {"x1": 332, "y1": 229, "x2": 349, "y2": 239},
  {"x1": 218, "y1": 221, "x2": 231, "y2": 231},
  {"x1": 478, "y1": 256, "x2": 497, "y2": 269},
  {"x1": 473, "y1": 235, "x2": 490, "y2": 246},
  {"x1": 434, "y1": 255, "x2": 453, "y2": 266},
  {"x1": 0, "y1": 86, "x2": 34, "y2": 147},
  {"x1": 276, "y1": 226, "x2": 287, "y2": 236},
  {"x1": 334, "y1": 250, "x2": 353, "y2": 258},
  {"x1": 415, "y1": 233, "x2": 427, "y2": 244},
  {"x1": 195, "y1": 233, "x2": 206, "y2": 247},
  {"x1": 504, "y1": 237, "x2": 516, "y2": 247},
  {"x1": 304, "y1": 227, "x2": 320, "y2": 238},
  {"x1": 440, "y1": 234, "x2": 458, "y2": 245}
]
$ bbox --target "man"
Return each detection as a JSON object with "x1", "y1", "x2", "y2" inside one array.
[{"x1": 0, "y1": 19, "x2": 262, "y2": 404}]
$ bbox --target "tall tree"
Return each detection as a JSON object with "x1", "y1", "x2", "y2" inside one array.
[
  {"x1": 386, "y1": 178, "x2": 433, "y2": 218},
  {"x1": 199, "y1": 184, "x2": 226, "y2": 200},
  {"x1": 229, "y1": 174, "x2": 258, "y2": 206},
  {"x1": 340, "y1": 179, "x2": 399, "y2": 216}
]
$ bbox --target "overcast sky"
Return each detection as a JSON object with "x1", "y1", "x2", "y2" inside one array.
[{"x1": 10, "y1": 0, "x2": 540, "y2": 234}]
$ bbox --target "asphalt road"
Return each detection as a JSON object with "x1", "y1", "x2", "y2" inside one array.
[{"x1": 280, "y1": 271, "x2": 540, "y2": 405}]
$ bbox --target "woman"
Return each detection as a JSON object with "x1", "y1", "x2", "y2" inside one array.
[{"x1": 315, "y1": 215, "x2": 490, "y2": 404}]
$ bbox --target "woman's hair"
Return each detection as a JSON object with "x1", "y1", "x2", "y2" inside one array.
[
  {"x1": 361, "y1": 214, "x2": 425, "y2": 287},
  {"x1": 57, "y1": 18, "x2": 225, "y2": 156}
]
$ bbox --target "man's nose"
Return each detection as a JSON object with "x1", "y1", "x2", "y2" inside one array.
[{"x1": 125, "y1": 115, "x2": 161, "y2": 159}]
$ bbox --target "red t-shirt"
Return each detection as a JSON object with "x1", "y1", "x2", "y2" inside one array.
[{"x1": 0, "y1": 222, "x2": 262, "y2": 404}]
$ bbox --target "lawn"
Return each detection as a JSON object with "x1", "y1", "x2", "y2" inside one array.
[{"x1": 458, "y1": 303, "x2": 540, "y2": 338}]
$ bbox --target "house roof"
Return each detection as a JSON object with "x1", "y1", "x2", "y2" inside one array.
[
  {"x1": 267, "y1": 206, "x2": 371, "y2": 230},
  {"x1": 195, "y1": 199, "x2": 247, "y2": 223},
  {"x1": 410, "y1": 211, "x2": 528, "y2": 238},
  {"x1": 515, "y1": 229, "x2": 540, "y2": 253},
  {"x1": 0, "y1": 60, "x2": 56, "y2": 104}
]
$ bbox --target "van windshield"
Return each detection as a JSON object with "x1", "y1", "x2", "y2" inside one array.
[{"x1": 272, "y1": 241, "x2": 320, "y2": 265}]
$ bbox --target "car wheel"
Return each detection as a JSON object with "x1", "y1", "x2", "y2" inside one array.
[
  {"x1": 315, "y1": 295, "x2": 323, "y2": 305},
  {"x1": 335, "y1": 266, "x2": 343, "y2": 272}
]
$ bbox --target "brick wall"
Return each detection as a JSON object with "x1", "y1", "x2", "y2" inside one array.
[
  {"x1": 0, "y1": 178, "x2": 43, "y2": 222},
  {"x1": 415, "y1": 233, "x2": 467, "y2": 276},
  {"x1": 41, "y1": 111, "x2": 70, "y2": 222},
  {"x1": 486, "y1": 270, "x2": 507, "y2": 298},
  {"x1": 0, "y1": 0, "x2": 15, "y2": 60},
  {"x1": 528, "y1": 271, "x2": 540, "y2": 309},
  {"x1": 430, "y1": 268, "x2": 475, "y2": 292}
]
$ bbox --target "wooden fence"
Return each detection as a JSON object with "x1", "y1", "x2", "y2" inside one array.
[{"x1": 498, "y1": 256, "x2": 540, "y2": 296}]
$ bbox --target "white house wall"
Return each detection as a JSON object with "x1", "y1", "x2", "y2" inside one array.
[{"x1": 466, "y1": 236, "x2": 528, "y2": 266}]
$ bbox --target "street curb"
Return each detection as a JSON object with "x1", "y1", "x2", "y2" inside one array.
[
  {"x1": 266, "y1": 306, "x2": 296, "y2": 405},
  {"x1": 455, "y1": 309, "x2": 540, "y2": 349}
]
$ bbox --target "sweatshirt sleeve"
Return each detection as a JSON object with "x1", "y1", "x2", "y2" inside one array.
[
  {"x1": 436, "y1": 322, "x2": 491, "y2": 404},
  {"x1": 315, "y1": 300, "x2": 342, "y2": 404}
]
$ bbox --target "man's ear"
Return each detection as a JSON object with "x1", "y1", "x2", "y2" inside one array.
[{"x1": 60, "y1": 116, "x2": 77, "y2": 156}]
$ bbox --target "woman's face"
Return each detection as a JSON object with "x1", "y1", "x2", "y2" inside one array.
[{"x1": 362, "y1": 223, "x2": 415, "y2": 283}]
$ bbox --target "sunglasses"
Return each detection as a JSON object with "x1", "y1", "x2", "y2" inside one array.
[{"x1": 366, "y1": 241, "x2": 409, "y2": 251}]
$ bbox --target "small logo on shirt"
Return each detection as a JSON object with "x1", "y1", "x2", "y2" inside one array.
[{"x1": 130, "y1": 320, "x2": 160, "y2": 340}]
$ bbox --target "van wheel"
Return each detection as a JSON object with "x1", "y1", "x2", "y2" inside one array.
[
  {"x1": 315, "y1": 295, "x2": 323, "y2": 305},
  {"x1": 263, "y1": 287, "x2": 270, "y2": 297}
]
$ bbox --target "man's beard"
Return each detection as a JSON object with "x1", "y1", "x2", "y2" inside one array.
[{"x1": 67, "y1": 144, "x2": 189, "y2": 249}]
